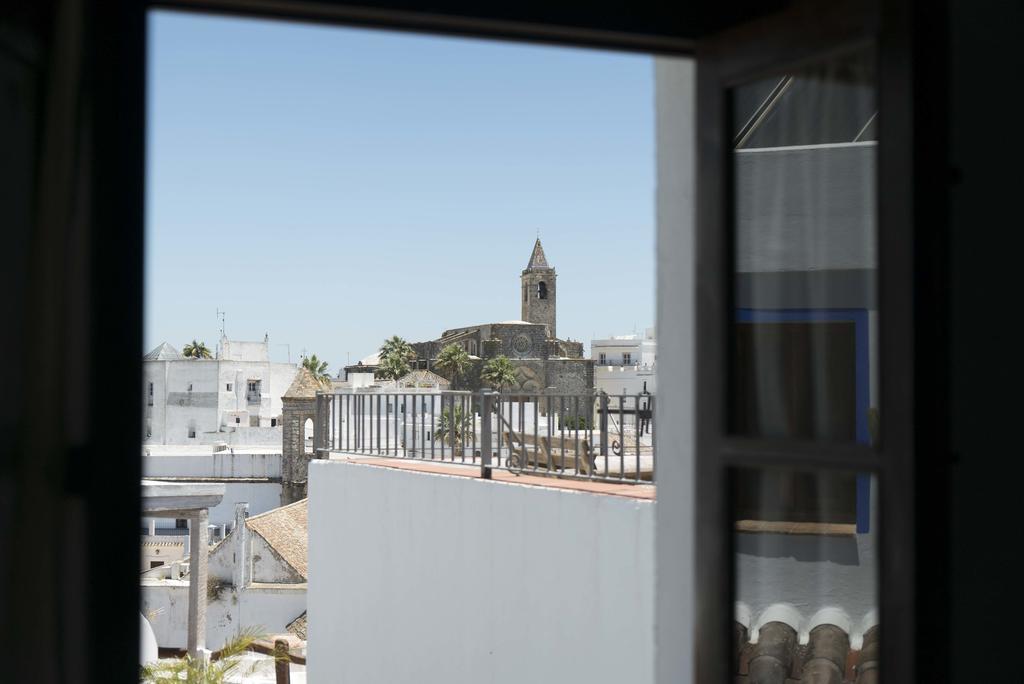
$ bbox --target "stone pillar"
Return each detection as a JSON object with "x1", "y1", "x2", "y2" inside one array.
[
  {"x1": 187, "y1": 508, "x2": 209, "y2": 657},
  {"x1": 232, "y1": 502, "x2": 249, "y2": 590},
  {"x1": 281, "y1": 368, "x2": 323, "y2": 505},
  {"x1": 281, "y1": 397, "x2": 316, "y2": 505}
]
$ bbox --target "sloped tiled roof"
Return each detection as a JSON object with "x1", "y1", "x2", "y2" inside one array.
[
  {"x1": 246, "y1": 498, "x2": 308, "y2": 580},
  {"x1": 286, "y1": 612, "x2": 307, "y2": 640},
  {"x1": 283, "y1": 368, "x2": 321, "y2": 399},
  {"x1": 398, "y1": 369, "x2": 451, "y2": 388},
  {"x1": 144, "y1": 342, "x2": 184, "y2": 361},
  {"x1": 525, "y1": 238, "x2": 551, "y2": 270}
]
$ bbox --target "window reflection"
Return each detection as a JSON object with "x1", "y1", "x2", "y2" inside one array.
[
  {"x1": 729, "y1": 49, "x2": 880, "y2": 683},
  {"x1": 731, "y1": 49, "x2": 878, "y2": 445},
  {"x1": 733, "y1": 469, "x2": 879, "y2": 682}
]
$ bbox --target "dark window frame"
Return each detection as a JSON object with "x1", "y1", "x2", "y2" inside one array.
[
  {"x1": 695, "y1": 2, "x2": 947, "y2": 682},
  {"x1": 52, "y1": 1, "x2": 942, "y2": 681}
]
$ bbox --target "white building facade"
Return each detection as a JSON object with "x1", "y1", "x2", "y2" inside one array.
[
  {"x1": 143, "y1": 335, "x2": 298, "y2": 445},
  {"x1": 591, "y1": 328, "x2": 656, "y2": 396}
]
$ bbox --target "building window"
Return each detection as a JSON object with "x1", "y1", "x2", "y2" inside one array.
[
  {"x1": 538, "y1": 281, "x2": 548, "y2": 299},
  {"x1": 187, "y1": 383, "x2": 193, "y2": 392},
  {"x1": 226, "y1": 383, "x2": 232, "y2": 391},
  {"x1": 623, "y1": 352, "x2": 632, "y2": 365},
  {"x1": 175, "y1": 518, "x2": 188, "y2": 529},
  {"x1": 150, "y1": 561, "x2": 165, "y2": 569},
  {"x1": 271, "y1": 418, "x2": 277, "y2": 427},
  {"x1": 147, "y1": 382, "x2": 154, "y2": 406},
  {"x1": 235, "y1": 416, "x2": 241, "y2": 424},
  {"x1": 599, "y1": 353, "x2": 607, "y2": 364},
  {"x1": 247, "y1": 379, "x2": 261, "y2": 404},
  {"x1": 188, "y1": 428, "x2": 196, "y2": 438}
]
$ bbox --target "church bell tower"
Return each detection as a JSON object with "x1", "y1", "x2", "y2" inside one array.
[{"x1": 521, "y1": 238, "x2": 556, "y2": 339}]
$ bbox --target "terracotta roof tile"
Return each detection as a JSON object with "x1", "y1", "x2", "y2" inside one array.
[
  {"x1": 734, "y1": 621, "x2": 879, "y2": 683},
  {"x1": 397, "y1": 369, "x2": 451, "y2": 388},
  {"x1": 246, "y1": 499, "x2": 308, "y2": 579}
]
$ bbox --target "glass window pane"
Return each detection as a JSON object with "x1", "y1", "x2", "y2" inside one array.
[
  {"x1": 733, "y1": 468, "x2": 879, "y2": 682},
  {"x1": 731, "y1": 49, "x2": 879, "y2": 444}
]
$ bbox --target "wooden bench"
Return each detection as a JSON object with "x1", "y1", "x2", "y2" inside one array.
[{"x1": 503, "y1": 431, "x2": 596, "y2": 476}]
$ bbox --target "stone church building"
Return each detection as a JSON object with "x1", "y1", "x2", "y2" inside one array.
[{"x1": 370, "y1": 239, "x2": 594, "y2": 394}]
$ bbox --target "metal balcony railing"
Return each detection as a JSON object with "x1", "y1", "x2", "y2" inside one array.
[{"x1": 315, "y1": 390, "x2": 654, "y2": 484}]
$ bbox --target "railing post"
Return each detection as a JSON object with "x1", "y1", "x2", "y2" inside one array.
[
  {"x1": 599, "y1": 391, "x2": 609, "y2": 458},
  {"x1": 274, "y1": 638, "x2": 291, "y2": 684},
  {"x1": 314, "y1": 394, "x2": 324, "y2": 454},
  {"x1": 480, "y1": 390, "x2": 493, "y2": 479}
]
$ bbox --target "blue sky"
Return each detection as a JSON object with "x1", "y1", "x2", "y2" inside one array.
[{"x1": 146, "y1": 10, "x2": 655, "y2": 370}]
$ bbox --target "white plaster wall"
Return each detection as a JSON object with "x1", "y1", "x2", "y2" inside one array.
[
  {"x1": 143, "y1": 482, "x2": 281, "y2": 530},
  {"x1": 141, "y1": 538, "x2": 186, "y2": 571},
  {"x1": 591, "y1": 338, "x2": 656, "y2": 367},
  {"x1": 154, "y1": 361, "x2": 220, "y2": 444},
  {"x1": 653, "y1": 56, "x2": 697, "y2": 684},
  {"x1": 141, "y1": 581, "x2": 306, "y2": 650},
  {"x1": 207, "y1": 527, "x2": 304, "y2": 584},
  {"x1": 143, "y1": 359, "x2": 296, "y2": 444},
  {"x1": 199, "y1": 426, "x2": 283, "y2": 445},
  {"x1": 735, "y1": 477, "x2": 879, "y2": 648},
  {"x1": 307, "y1": 460, "x2": 655, "y2": 684},
  {"x1": 143, "y1": 450, "x2": 282, "y2": 479},
  {"x1": 594, "y1": 366, "x2": 657, "y2": 396},
  {"x1": 207, "y1": 482, "x2": 283, "y2": 527}
]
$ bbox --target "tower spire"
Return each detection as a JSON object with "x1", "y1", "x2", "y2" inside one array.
[{"x1": 526, "y1": 238, "x2": 549, "y2": 270}]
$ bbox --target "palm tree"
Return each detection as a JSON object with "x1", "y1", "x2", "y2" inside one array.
[
  {"x1": 301, "y1": 354, "x2": 331, "y2": 385},
  {"x1": 182, "y1": 339, "x2": 212, "y2": 359},
  {"x1": 434, "y1": 344, "x2": 471, "y2": 385},
  {"x1": 434, "y1": 404, "x2": 470, "y2": 448},
  {"x1": 379, "y1": 335, "x2": 415, "y2": 364},
  {"x1": 141, "y1": 627, "x2": 265, "y2": 683},
  {"x1": 481, "y1": 355, "x2": 517, "y2": 391},
  {"x1": 376, "y1": 354, "x2": 410, "y2": 381}
]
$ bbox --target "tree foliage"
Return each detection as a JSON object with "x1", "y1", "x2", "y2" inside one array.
[
  {"x1": 481, "y1": 355, "x2": 517, "y2": 390},
  {"x1": 435, "y1": 404, "x2": 471, "y2": 448},
  {"x1": 301, "y1": 354, "x2": 331, "y2": 384},
  {"x1": 376, "y1": 354, "x2": 410, "y2": 381},
  {"x1": 433, "y1": 344, "x2": 471, "y2": 384},
  {"x1": 140, "y1": 627, "x2": 268, "y2": 683},
  {"x1": 182, "y1": 339, "x2": 212, "y2": 359},
  {"x1": 377, "y1": 335, "x2": 415, "y2": 381},
  {"x1": 379, "y1": 335, "x2": 415, "y2": 363}
]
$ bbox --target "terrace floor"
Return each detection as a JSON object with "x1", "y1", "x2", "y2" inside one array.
[{"x1": 326, "y1": 454, "x2": 656, "y2": 500}]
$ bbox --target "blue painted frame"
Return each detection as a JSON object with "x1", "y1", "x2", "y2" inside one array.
[{"x1": 736, "y1": 307, "x2": 872, "y2": 532}]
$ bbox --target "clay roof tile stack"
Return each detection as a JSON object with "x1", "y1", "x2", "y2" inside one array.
[{"x1": 735, "y1": 622, "x2": 880, "y2": 684}]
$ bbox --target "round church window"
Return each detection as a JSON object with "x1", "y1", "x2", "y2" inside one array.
[{"x1": 512, "y1": 334, "x2": 531, "y2": 357}]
